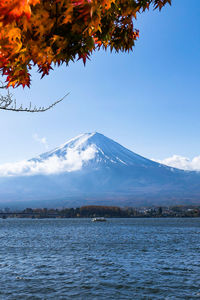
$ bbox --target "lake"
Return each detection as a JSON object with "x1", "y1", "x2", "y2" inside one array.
[{"x1": 0, "y1": 218, "x2": 199, "y2": 299}]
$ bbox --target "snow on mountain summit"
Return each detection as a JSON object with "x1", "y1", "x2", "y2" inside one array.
[
  {"x1": 36, "y1": 132, "x2": 156, "y2": 168},
  {"x1": 38, "y1": 132, "x2": 98, "y2": 159}
]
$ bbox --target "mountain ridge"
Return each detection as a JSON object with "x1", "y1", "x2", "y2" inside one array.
[{"x1": 32, "y1": 132, "x2": 184, "y2": 172}]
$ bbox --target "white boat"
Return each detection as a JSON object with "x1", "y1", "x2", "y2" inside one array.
[{"x1": 91, "y1": 217, "x2": 106, "y2": 222}]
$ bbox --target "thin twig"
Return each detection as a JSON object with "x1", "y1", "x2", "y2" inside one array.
[
  {"x1": 0, "y1": 88, "x2": 69, "y2": 112},
  {"x1": 0, "y1": 81, "x2": 7, "y2": 89}
]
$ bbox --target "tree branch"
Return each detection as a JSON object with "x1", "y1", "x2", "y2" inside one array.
[
  {"x1": 0, "y1": 81, "x2": 7, "y2": 89},
  {"x1": 0, "y1": 83, "x2": 69, "y2": 112}
]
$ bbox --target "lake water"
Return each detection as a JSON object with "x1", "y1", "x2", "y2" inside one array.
[{"x1": 0, "y1": 218, "x2": 199, "y2": 299}]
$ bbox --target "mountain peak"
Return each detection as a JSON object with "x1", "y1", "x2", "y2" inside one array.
[
  {"x1": 46, "y1": 132, "x2": 109, "y2": 155},
  {"x1": 34, "y1": 131, "x2": 158, "y2": 171},
  {"x1": 63, "y1": 131, "x2": 103, "y2": 145}
]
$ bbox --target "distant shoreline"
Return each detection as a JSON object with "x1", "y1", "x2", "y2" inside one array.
[{"x1": 0, "y1": 205, "x2": 200, "y2": 219}]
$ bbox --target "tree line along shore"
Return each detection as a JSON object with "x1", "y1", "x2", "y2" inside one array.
[{"x1": 0, "y1": 205, "x2": 200, "y2": 219}]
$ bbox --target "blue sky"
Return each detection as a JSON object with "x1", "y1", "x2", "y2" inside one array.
[{"x1": 0, "y1": 0, "x2": 200, "y2": 168}]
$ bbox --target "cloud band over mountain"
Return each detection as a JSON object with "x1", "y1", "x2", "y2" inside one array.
[
  {"x1": 153, "y1": 155, "x2": 200, "y2": 171},
  {"x1": 0, "y1": 145, "x2": 97, "y2": 177}
]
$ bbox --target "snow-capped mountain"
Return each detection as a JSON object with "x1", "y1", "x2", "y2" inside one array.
[
  {"x1": 32, "y1": 132, "x2": 168, "y2": 171},
  {"x1": 0, "y1": 132, "x2": 200, "y2": 208}
]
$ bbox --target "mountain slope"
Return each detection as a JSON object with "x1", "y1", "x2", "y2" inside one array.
[{"x1": 0, "y1": 132, "x2": 200, "y2": 208}]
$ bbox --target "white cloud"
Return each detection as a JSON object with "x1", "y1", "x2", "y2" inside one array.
[
  {"x1": 153, "y1": 155, "x2": 200, "y2": 171},
  {"x1": 33, "y1": 133, "x2": 49, "y2": 149},
  {"x1": 0, "y1": 145, "x2": 97, "y2": 177}
]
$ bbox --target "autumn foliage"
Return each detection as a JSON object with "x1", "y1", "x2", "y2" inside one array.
[{"x1": 0, "y1": 0, "x2": 171, "y2": 88}]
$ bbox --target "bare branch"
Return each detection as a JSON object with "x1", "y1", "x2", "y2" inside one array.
[
  {"x1": 0, "y1": 80, "x2": 7, "y2": 89},
  {"x1": 0, "y1": 86, "x2": 69, "y2": 112}
]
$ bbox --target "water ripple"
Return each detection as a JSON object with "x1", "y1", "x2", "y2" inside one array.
[{"x1": 0, "y1": 218, "x2": 199, "y2": 299}]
